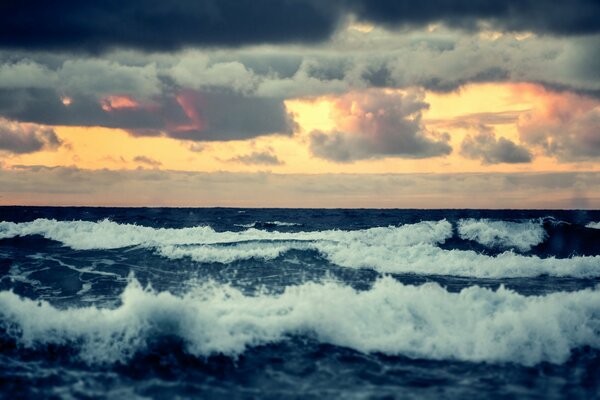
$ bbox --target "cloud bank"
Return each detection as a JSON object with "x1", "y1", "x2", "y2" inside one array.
[
  {"x1": 0, "y1": 165, "x2": 597, "y2": 208},
  {"x1": 1, "y1": 1, "x2": 599, "y2": 52}
]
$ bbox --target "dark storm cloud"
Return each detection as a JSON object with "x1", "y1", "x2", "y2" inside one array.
[
  {"x1": 0, "y1": 1, "x2": 340, "y2": 52},
  {"x1": 1, "y1": 1, "x2": 599, "y2": 53},
  {"x1": 0, "y1": 119, "x2": 61, "y2": 154},
  {"x1": 460, "y1": 126, "x2": 532, "y2": 164},
  {"x1": 349, "y1": 0, "x2": 600, "y2": 36},
  {"x1": 0, "y1": 88, "x2": 295, "y2": 142}
]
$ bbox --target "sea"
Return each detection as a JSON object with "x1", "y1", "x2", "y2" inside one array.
[{"x1": 0, "y1": 207, "x2": 599, "y2": 399}]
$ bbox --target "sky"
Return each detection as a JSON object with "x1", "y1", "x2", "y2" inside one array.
[{"x1": 0, "y1": 1, "x2": 599, "y2": 208}]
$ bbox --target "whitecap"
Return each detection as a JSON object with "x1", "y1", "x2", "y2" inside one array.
[
  {"x1": 458, "y1": 218, "x2": 546, "y2": 251},
  {"x1": 586, "y1": 221, "x2": 600, "y2": 230},
  {"x1": 2, "y1": 276, "x2": 599, "y2": 366}
]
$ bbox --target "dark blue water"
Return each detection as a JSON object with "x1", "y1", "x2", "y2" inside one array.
[{"x1": 1, "y1": 207, "x2": 600, "y2": 399}]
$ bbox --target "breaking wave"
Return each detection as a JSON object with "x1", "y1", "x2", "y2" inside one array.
[
  {"x1": 1, "y1": 276, "x2": 599, "y2": 366},
  {"x1": 458, "y1": 219, "x2": 546, "y2": 251},
  {"x1": 587, "y1": 222, "x2": 600, "y2": 230},
  {"x1": 0, "y1": 218, "x2": 451, "y2": 250},
  {"x1": 2, "y1": 218, "x2": 600, "y2": 278}
]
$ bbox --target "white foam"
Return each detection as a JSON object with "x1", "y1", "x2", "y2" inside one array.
[
  {"x1": 157, "y1": 242, "x2": 309, "y2": 264},
  {"x1": 321, "y1": 242, "x2": 600, "y2": 278},
  {"x1": 458, "y1": 219, "x2": 546, "y2": 251},
  {"x1": 2, "y1": 277, "x2": 599, "y2": 366},
  {"x1": 0, "y1": 218, "x2": 452, "y2": 250},
  {"x1": 2, "y1": 218, "x2": 599, "y2": 278},
  {"x1": 157, "y1": 241, "x2": 600, "y2": 278},
  {"x1": 234, "y1": 221, "x2": 301, "y2": 228},
  {"x1": 586, "y1": 222, "x2": 600, "y2": 230}
]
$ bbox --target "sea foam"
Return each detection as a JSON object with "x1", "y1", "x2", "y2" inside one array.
[
  {"x1": 2, "y1": 218, "x2": 600, "y2": 278},
  {"x1": 458, "y1": 219, "x2": 546, "y2": 251},
  {"x1": 0, "y1": 218, "x2": 452, "y2": 250},
  {"x1": 587, "y1": 222, "x2": 600, "y2": 230},
  {"x1": 1, "y1": 277, "x2": 599, "y2": 366}
]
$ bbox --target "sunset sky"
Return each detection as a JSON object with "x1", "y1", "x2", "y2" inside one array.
[{"x1": 0, "y1": 1, "x2": 599, "y2": 207}]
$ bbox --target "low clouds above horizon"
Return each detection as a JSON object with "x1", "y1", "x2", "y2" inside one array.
[{"x1": 0, "y1": 164, "x2": 597, "y2": 208}]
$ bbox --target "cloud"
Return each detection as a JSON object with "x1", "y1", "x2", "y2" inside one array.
[
  {"x1": 228, "y1": 150, "x2": 284, "y2": 166},
  {"x1": 0, "y1": 88, "x2": 296, "y2": 142},
  {"x1": 0, "y1": 118, "x2": 61, "y2": 153},
  {"x1": 133, "y1": 156, "x2": 162, "y2": 168},
  {"x1": 0, "y1": 165, "x2": 598, "y2": 208},
  {"x1": 309, "y1": 89, "x2": 451, "y2": 162},
  {"x1": 0, "y1": 1, "x2": 341, "y2": 52},
  {"x1": 0, "y1": 28, "x2": 598, "y2": 111},
  {"x1": 161, "y1": 91, "x2": 296, "y2": 141},
  {"x1": 0, "y1": 1, "x2": 599, "y2": 53},
  {"x1": 348, "y1": 0, "x2": 600, "y2": 36},
  {"x1": 460, "y1": 125, "x2": 532, "y2": 164},
  {"x1": 518, "y1": 90, "x2": 600, "y2": 161}
]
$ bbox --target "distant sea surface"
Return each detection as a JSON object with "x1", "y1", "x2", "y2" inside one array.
[{"x1": 1, "y1": 207, "x2": 600, "y2": 399}]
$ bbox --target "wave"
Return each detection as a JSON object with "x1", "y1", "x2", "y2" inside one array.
[
  {"x1": 0, "y1": 218, "x2": 452, "y2": 250},
  {"x1": 158, "y1": 241, "x2": 600, "y2": 278},
  {"x1": 587, "y1": 222, "x2": 600, "y2": 230},
  {"x1": 2, "y1": 218, "x2": 600, "y2": 278},
  {"x1": 234, "y1": 221, "x2": 302, "y2": 228},
  {"x1": 2, "y1": 276, "x2": 600, "y2": 366},
  {"x1": 457, "y1": 219, "x2": 546, "y2": 251}
]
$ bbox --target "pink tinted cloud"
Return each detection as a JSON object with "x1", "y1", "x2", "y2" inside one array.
[
  {"x1": 518, "y1": 89, "x2": 600, "y2": 161},
  {"x1": 309, "y1": 89, "x2": 451, "y2": 162}
]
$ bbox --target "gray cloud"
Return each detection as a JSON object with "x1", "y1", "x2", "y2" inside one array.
[
  {"x1": 0, "y1": 88, "x2": 295, "y2": 142},
  {"x1": 133, "y1": 156, "x2": 162, "y2": 167},
  {"x1": 0, "y1": 165, "x2": 598, "y2": 208},
  {"x1": 309, "y1": 89, "x2": 451, "y2": 162},
  {"x1": 228, "y1": 151, "x2": 284, "y2": 166},
  {"x1": 0, "y1": 118, "x2": 61, "y2": 153},
  {"x1": 460, "y1": 126, "x2": 532, "y2": 164}
]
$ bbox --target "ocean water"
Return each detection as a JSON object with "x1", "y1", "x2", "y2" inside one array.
[{"x1": 1, "y1": 207, "x2": 600, "y2": 399}]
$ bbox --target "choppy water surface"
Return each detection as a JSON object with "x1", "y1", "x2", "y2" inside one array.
[{"x1": 1, "y1": 207, "x2": 599, "y2": 399}]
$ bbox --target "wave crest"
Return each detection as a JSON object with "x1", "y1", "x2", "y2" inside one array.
[
  {"x1": 2, "y1": 277, "x2": 600, "y2": 366},
  {"x1": 458, "y1": 219, "x2": 546, "y2": 251},
  {"x1": 0, "y1": 218, "x2": 451, "y2": 250},
  {"x1": 586, "y1": 222, "x2": 600, "y2": 230}
]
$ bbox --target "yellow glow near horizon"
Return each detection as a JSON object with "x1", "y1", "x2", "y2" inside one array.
[{"x1": 4, "y1": 82, "x2": 598, "y2": 175}]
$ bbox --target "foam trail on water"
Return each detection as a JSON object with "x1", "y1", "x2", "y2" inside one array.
[
  {"x1": 458, "y1": 219, "x2": 546, "y2": 251},
  {"x1": 1, "y1": 277, "x2": 600, "y2": 366},
  {"x1": 235, "y1": 221, "x2": 301, "y2": 228},
  {"x1": 587, "y1": 222, "x2": 600, "y2": 230}
]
